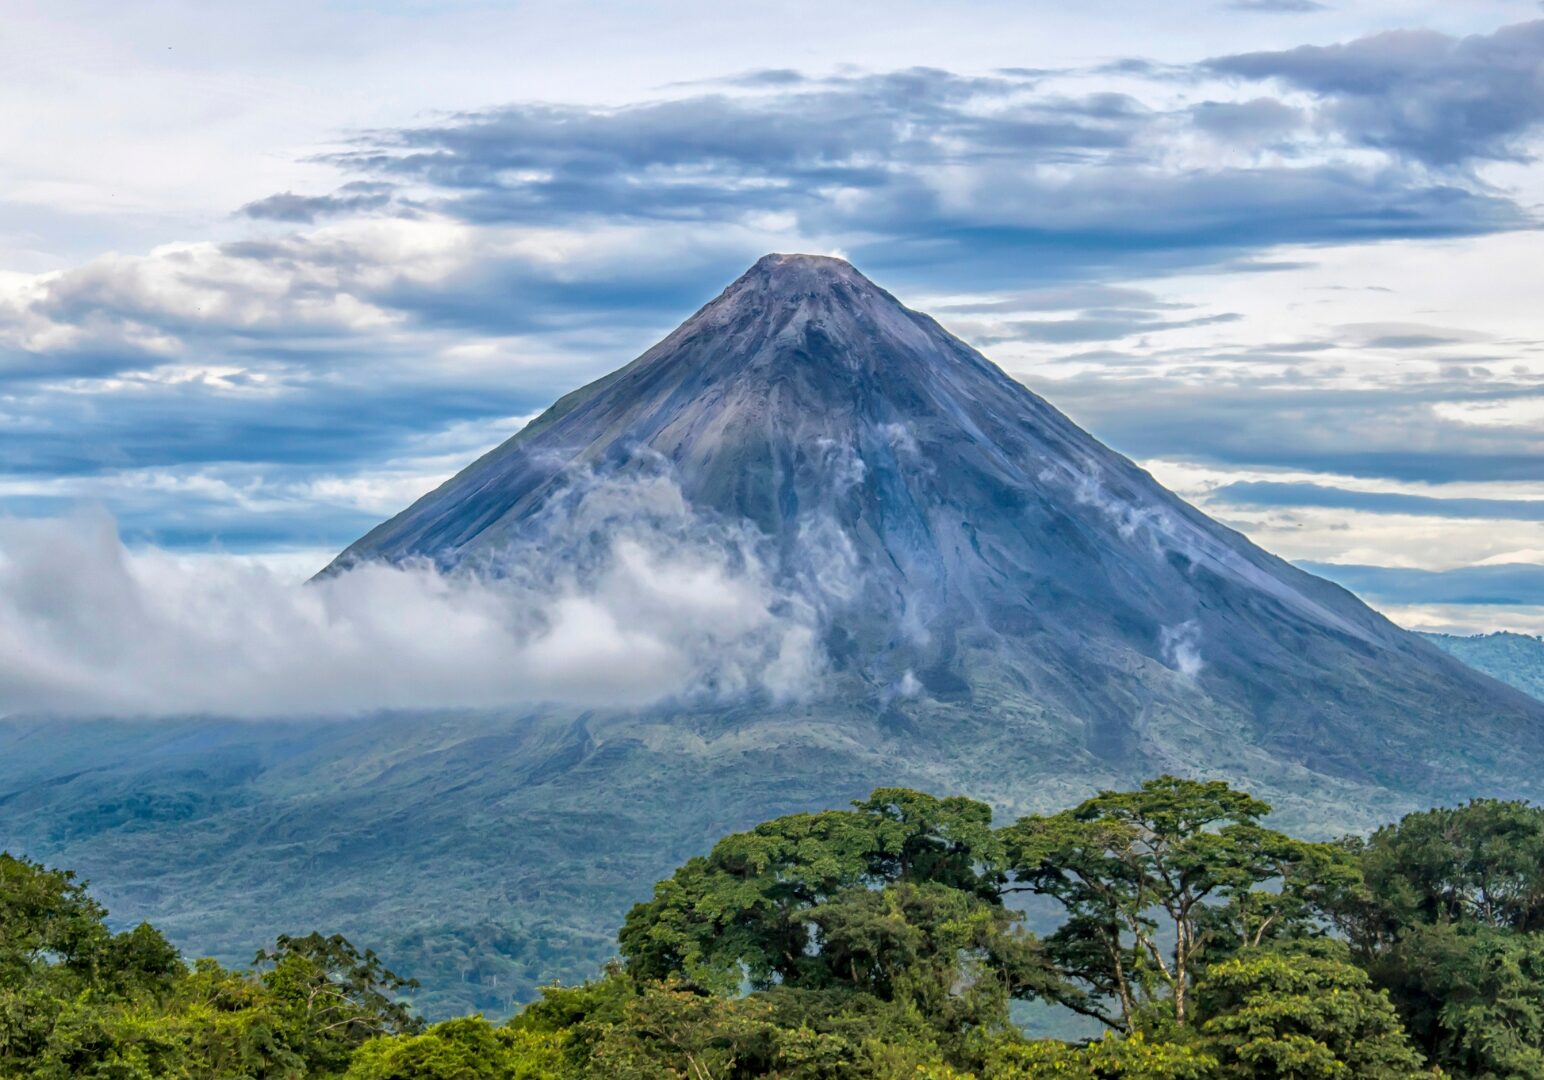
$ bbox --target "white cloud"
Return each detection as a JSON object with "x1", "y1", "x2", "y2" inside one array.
[
  {"x1": 1380, "y1": 603, "x2": 1544, "y2": 636},
  {"x1": 0, "y1": 497, "x2": 824, "y2": 719},
  {"x1": 1160, "y1": 620, "x2": 1205, "y2": 676}
]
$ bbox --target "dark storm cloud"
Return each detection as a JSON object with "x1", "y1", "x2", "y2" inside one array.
[
  {"x1": 1215, "y1": 481, "x2": 1544, "y2": 521},
  {"x1": 1208, "y1": 20, "x2": 1544, "y2": 165},
  {"x1": 1302, "y1": 562, "x2": 1544, "y2": 606}
]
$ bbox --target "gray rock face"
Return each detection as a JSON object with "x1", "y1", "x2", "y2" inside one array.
[{"x1": 325, "y1": 253, "x2": 1544, "y2": 796}]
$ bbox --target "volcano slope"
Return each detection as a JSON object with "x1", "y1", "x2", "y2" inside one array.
[
  {"x1": 326, "y1": 253, "x2": 1543, "y2": 798},
  {"x1": 4, "y1": 254, "x2": 1542, "y2": 1016}
]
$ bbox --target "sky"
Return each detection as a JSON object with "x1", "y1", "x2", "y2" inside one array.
[{"x1": 2, "y1": 0, "x2": 1543, "y2": 643}]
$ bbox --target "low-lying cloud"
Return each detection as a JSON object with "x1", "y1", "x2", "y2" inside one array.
[{"x1": 0, "y1": 497, "x2": 823, "y2": 719}]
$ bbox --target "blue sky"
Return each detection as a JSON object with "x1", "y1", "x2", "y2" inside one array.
[{"x1": 3, "y1": 0, "x2": 1544, "y2": 634}]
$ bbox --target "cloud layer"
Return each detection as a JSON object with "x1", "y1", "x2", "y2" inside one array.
[{"x1": 0, "y1": 487, "x2": 821, "y2": 718}]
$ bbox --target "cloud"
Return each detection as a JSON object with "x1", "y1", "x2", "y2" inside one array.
[
  {"x1": 2, "y1": 37, "x2": 1542, "y2": 559},
  {"x1": 1033, "y1": 375, "x2": 1544, "y2": 483},
  {"x1": 1189, "y1": 97, "x2": 1305, "y2": 140},
  {"x1": 975, "y1": 311, "x2": 1241, "y2": 345},
  {"x1": 239, "y1": 182, "x2": 397, "y2": 224},
  {"x1": 0, "y1": 477, "x2": 825, "y2": 718},
  {"x1": 1160, "y1": 620, "x2": 1205, "y2": 676},
  {"x1": 315, "y1": 65, "x2": 1528, "y2": 286},
  {"x1": 330, "y1": 70, "x2": 1140, "y2": 226},
  {"x1": 1303, "y1": 560, "x2": 1544, "y2": 606},
  {"x1": 934, "y1": 284, "x2": 1188, "y2": 314},
  {"x1": 1214, "y1": 481, "x2": 1544, "y2": 521},
  {"x1": 1208, "y1": 20, "x2": 1544, "y2": 165}
]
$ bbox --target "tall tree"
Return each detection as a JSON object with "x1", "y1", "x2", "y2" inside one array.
[
  {"x1": 255, "y1": 932, "x2": 423, "y2": 1074},
  {"x1": 1000, "y1": 776, "x2": 1356, "y2": 1030}
]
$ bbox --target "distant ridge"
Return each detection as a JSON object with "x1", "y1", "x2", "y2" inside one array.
[{"x1": 1422, "y1": 630, "x2": 1544, "y2": 703}]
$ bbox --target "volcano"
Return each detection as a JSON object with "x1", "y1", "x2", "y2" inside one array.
[
  {"x1": 6, "y1": 254, "x2": 1542, "y2": 1017},
  {"x1": 325, "y1": 253, "x2": 1543, "y2": 793}
]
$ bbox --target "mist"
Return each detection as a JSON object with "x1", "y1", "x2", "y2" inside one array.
[{"x1": 0, "y1": 490, "x2": 823, "y2": 718}]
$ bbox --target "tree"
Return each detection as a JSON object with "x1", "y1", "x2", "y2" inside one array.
[
  {"x1": 580, "y1": 981, "x2": 857, "y2": 1080},
  {"x1": 1359, "y1": 922, "x2": 1544, "y2": 1078},
  {"x1": 0, "y1": 854, "x2": 111, "y2": 984},
  {"x1": 1000, "y1": 777, "x2": 1356, "y2": 1031},
  {"x1": 0, "y1": 853, "x2": 434, "y2": 1078},
  {"x1": 1333, "y1": 799, "x2": 1544, "y2": 1078},
  {"x1": 1195, "y1": 947, "x2": 1426, "y2": 1079},
  {"x1": 0, "y1": 853, "x2": 182, "y2": 1076},
  {"x1": 1342, "y1": 799, "x2": 1544, "y2": 946},
  {"x1": 619, "y1": 787, "x2": 1057, "y2": 1053},
  {"x1": 255, "y1": 931, "x2": 423, "y2": 1073}
]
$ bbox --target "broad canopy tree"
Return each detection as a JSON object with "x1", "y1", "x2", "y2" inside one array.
[
  {"x1": 619, "y1": 788, "x2": 1056, "y2": 1043},
  {"x1": 998, "y1": 777, "x2": 1357, "y2": 1031}
]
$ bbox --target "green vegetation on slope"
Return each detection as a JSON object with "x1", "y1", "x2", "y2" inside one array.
[
  {"x1": 1422, "y1": 631, "x2": 1544, "y2": 702},
  {"x1": 6, "y1": 777, "x2": 1544, "y2": 1077}
]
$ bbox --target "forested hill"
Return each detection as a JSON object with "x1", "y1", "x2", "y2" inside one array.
[
  {"x1": 6, "y1": 776, "x2": 1544, "y2": 1078},
  {"x1": 1423, "y1": 631, "x2": 1544, "y2": 702}
]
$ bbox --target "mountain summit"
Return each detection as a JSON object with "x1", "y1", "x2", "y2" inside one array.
[{"x1": 326, "y1": 254, "x2": 1544, "y2": 796}]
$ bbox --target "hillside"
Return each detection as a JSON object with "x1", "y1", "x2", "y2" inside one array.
[{"x1": 1421, "y1": 630, "x2": 1544, "y2": 702}]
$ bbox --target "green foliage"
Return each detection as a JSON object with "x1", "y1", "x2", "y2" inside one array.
[
  {"x1": 619, "y1": 787, "x2": 1055, "y2": 1061},
  {"x1": 255, "y1": 932, "x2": 423, "y2": 1074},
  {"x1": 1381, "y1": 924, "x2": 1544, "y2": 1079},
  {"x1": 1346, "y1": 799, "x2": 1544, "y2": 941},
  {"x1": 1332, "y1": 799, "x2": 1544, "y2": 1078},
  {"x1": 12, "y1": 779, "x2": 1544, "y2": 1078},
  {"x1": 506, "y1": 969, "x2": 965, "y2": 1079},
  {"x1": 0, "y1": 854, "x2": 183, "y2": 1077},
  {"x1": 0, "y1": 853, "x2": 110, "y2": 979},
  {"x1": 1195, "y1": 947, "x2": 1426, "y2": 1078},
  {"x1": 988, "y1": 1031, "x2": 1217, "y2": 1078},
  {"x1": 344, "y1": 1015, "x2": 564, "y2": 1079},
  {"x1": 0, "y1": 850, "x2": 425, "y2": 1079},
  {"x1": 580, "y1": 980, "x2": 858, "y2": 1079}
]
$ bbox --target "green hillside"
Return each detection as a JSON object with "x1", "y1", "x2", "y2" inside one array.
[{"x1": 1422, "y1": 631, "x2": 1544, "y2": 702}]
